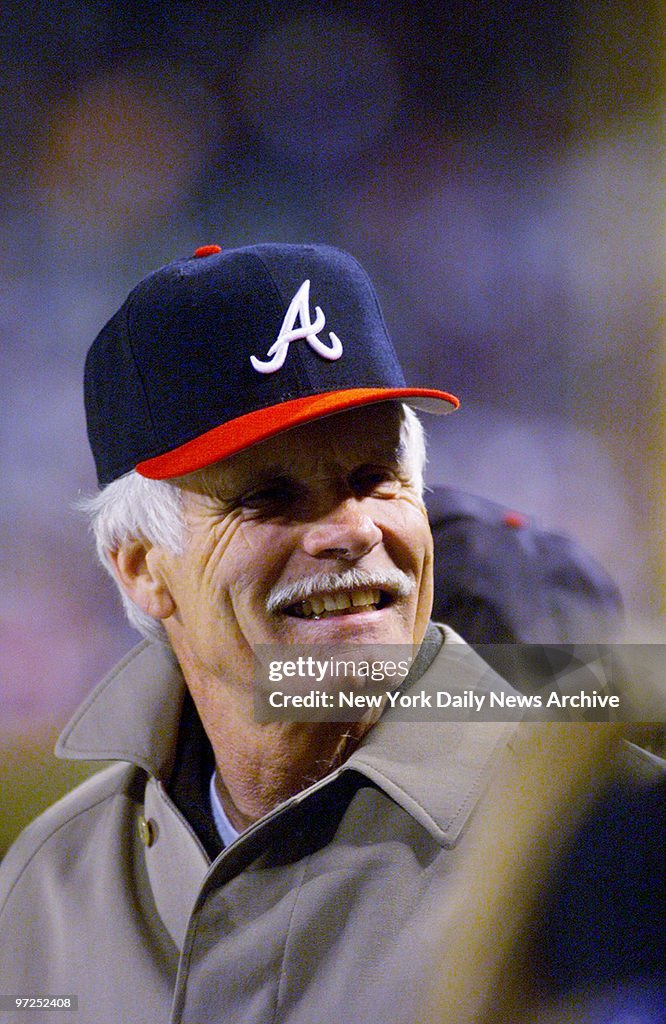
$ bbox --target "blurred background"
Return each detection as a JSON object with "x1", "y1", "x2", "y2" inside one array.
[{"x1": 1, "y1": 1, "x2": 663, "y2": 841}]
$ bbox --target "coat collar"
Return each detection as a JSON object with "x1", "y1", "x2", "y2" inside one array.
[
  {"x1": 56, "y1": 627, "x2": 516, "y2": 848},
  {"x1": 55, "y1": 640, "x2": 186, "y2": 781},
  {"x1": 347, "y1": 627, "x2": 517, "y2": 846}
]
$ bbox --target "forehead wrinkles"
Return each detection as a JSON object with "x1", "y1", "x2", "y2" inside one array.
[
  {"x1": 215, "y1": 437, "x2": 404, "y2": 495},
  {"x1": 257, "y1": 442, "x2": 399, "y2": 482},
  {"x1": 288, "y1": 414, "x2": 400, "y2": 470}
]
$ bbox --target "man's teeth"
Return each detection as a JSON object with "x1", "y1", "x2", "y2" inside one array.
[{"x1": 295, "y1": 589, "x2": 382, "y2": 618}]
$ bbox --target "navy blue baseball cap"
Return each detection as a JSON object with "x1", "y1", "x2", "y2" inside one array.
[{"x1": 85, "y1": 243, "x2": 459, "y2": 486}]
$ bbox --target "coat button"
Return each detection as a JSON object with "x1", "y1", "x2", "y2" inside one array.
[{"x1": 138, "y1": 815, "x2": 157, "y2": 847}]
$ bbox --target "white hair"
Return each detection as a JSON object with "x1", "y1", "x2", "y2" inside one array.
[
  {"x1": 398, "y1": 403, "x2": 427, "y2": 498},
  {"x1": 78, "y1": 474, "x2": 185, "y2": 642},
  {"x1": 79, "y1": 403, "x2": 427, "y2": 642}
]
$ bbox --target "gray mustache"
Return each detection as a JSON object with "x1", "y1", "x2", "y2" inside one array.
[{"x1": 266, "y1": 567, "x2": 414, "y2": 614}]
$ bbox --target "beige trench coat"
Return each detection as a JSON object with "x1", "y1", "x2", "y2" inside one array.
[{"x1": 0, "y1": 628, "x2": 518, "y2": 1023}]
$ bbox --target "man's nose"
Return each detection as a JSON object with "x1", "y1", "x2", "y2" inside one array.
[{"x1": 301, "y1": 500, "x2": 382, "y2": 561}]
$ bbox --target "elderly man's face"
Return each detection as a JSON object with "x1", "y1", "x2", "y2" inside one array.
[{"x1": 152, "y1": 404, "x2": 434, "y2": 694}]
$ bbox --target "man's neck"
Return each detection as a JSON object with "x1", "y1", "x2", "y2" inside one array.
[
  {"x1": 206, "y1": 708, "x2": 373, "y2": 834},
  {"x1": 169, "y1": 644, "x2": 376, "y2": 833}
]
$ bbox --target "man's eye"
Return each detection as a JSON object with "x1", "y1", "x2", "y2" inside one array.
[
  {"x1": 240, "y1": 480, "x2": 297, "y2": 512},
  {"x1": 350, "y1": 466, "x2": 401, "y2": 497}
]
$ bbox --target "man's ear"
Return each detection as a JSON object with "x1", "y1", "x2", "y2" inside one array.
[{"x1": 107, "y1": 540, "x2": 176, "y2": 620}]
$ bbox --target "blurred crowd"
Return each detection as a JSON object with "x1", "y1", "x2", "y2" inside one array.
[{"x1": 1, "y1": 0, "x2": 663, "y2": 729}]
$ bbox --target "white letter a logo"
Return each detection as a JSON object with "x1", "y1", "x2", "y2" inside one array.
[{"x1": 250, "y1": 280, "x2": 343, "y2": 374}]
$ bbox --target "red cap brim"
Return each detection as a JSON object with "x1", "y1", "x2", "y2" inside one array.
[{"x1": 136, "y1": 387, "x2": 459, "y2": 479}]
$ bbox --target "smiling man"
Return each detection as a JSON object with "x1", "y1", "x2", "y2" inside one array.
[{"x1": 0, "y1": 244, "x2": 520, "y2": 1023}]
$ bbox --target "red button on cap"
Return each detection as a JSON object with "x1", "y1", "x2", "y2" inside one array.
[
  {"x1": 502, "y1": 511, "x2": 529, "y2": 529},
  {"x1": 193, "y1": 244, "x2": 222, "y2": 258}
]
